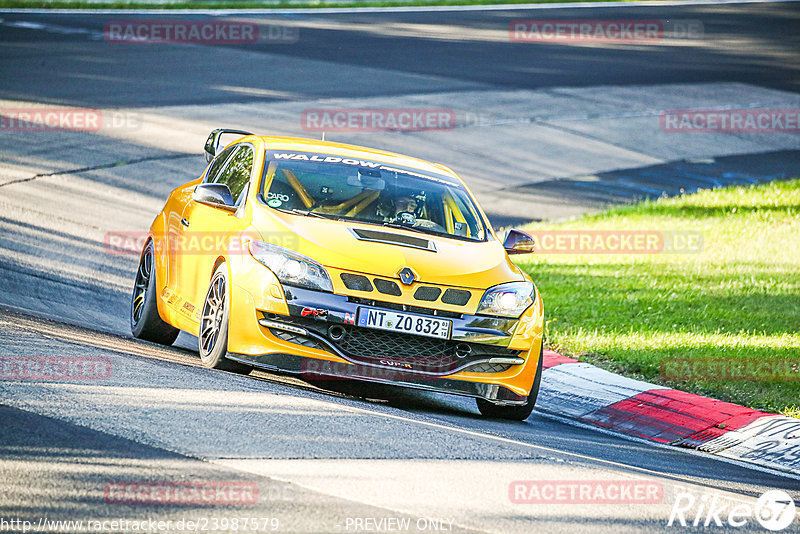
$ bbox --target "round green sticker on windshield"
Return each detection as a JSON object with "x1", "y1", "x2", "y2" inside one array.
[{"x1": 267, "y1": 198, "x2": 282, "y2": 208}]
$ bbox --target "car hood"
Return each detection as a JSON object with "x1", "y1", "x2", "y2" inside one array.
[{"x1": 250, "y1": 208, "x2": 524, "y2": 289}]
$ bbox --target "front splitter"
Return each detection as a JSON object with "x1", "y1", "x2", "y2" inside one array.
[{"x1": 227, "y1": 351, "x2": 528, "y2": 405}]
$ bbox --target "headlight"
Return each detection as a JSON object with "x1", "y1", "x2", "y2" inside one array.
[
  {"x1": 477, "y1": 281, "x2": 534, "y2": 318},
  {"x1": 248, "y1": 240, "x2": 333, "y2": 292}
]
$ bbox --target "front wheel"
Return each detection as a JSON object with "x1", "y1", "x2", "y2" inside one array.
[
  {"x1": 198, "y1": 263, "x2": 252, "y2": 374},
  {"x1": 131, "y1": 241, "x2": 180, "y2": 345},
  {"x1": 476, "y1": 344, "x2": 543, "y2": 421}
]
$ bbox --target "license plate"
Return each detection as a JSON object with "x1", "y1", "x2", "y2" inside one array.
[{"x1": 356, "y1": 307, "x2": 451, "y2": 340}]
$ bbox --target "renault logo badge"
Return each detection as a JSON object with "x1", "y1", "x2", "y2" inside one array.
[{"x1": 397, "y1": 267, "x2": 417, "y2": 285}]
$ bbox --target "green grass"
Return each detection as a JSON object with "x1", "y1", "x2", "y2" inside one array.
[
  {"x1": 0, "y1": 0, "x2": 668, "y2": 9},
  {"x1": 515, "y1": 179, "x2": 800, "y2": 417}
]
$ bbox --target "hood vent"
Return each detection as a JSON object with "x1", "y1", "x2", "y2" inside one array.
[{"x1": 350, "y1": 228, "x2": 436, "y2": 252}]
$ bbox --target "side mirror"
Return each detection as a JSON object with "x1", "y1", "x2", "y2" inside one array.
[
  {"x1": 503, "y1": 229, "x2": 535, "y2": 254},
  {"x1": 193, "y1": 183, "x2": 236, "y2": 211},
  {"x1": 204, "y1": 128, "x2": 254, "y2": 163}
]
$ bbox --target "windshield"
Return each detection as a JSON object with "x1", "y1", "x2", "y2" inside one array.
[{"x1": 260, "y1": 152, "x2": 487, "y2": 241}]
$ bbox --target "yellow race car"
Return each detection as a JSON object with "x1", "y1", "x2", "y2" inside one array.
[{"x1": 131, "y1": 130, "x2": 543, "y2": 420}]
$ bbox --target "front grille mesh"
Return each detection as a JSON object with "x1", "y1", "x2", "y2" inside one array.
[
  {"x1": 269, "y1": 329, "x2": 324, "y2": 349},
  {"x1": 465, "y1": 362, "x2": 512, "y2": 373},
  {"x1": 414, "y1": 286, "x2": 442, "y2": 301},
  {"x1": 341, "y1": 273, "x2": 373, "y2": 292},
  {"x1": 442, "y1": 288, "x2": 472, "y2": 306},
  {"x1": 336, "y1": 326, "x2": 518, "y2": 374},
  {"x1": 264, "y1": 315, "x2": 521, "y2": 376},
  {"x1": 373, "y1": 278, "x2": 402, "y2": 296}
]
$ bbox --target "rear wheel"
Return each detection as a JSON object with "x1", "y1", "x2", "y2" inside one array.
[
  {"x1": 476, "y1": 344, "x2": 543, "y2": 421},
  {"x1": 198, "y1": 263, "x2": 252, "y2": 374},
  {"x1": 131, "y1": 241, "x2": 180, "y2": 345}
]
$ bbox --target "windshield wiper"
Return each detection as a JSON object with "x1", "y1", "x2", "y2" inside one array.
[
  {"x1": 291, "y1": 208, "x2": 329, "y2": 219},
  {"x1": 273, "y1": 207, "x2": 330, "y2": 219}
]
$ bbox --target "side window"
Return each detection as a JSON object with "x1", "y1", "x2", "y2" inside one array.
[
  {"x1": 213, "y1": 145, "x2": 254, "y2": 205},
  {"x1": 204, "y1": 145, "x2": 237, "y2": 184}
]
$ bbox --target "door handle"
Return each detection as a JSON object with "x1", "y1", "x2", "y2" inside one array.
[{"x1": 181, "y1": 218, "x2": 190, "y2": 228}]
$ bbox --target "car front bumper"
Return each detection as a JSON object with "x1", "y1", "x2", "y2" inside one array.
[{"x1": 226, "y1": 269, "x2": 544, "y2": 401}]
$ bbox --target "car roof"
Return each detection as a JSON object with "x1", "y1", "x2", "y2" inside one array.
[{"x1": 245, "y1": 135, "x2": 460, "y2": 182}]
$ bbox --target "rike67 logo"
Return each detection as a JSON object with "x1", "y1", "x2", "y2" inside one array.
[{"x1": 668, "y1": 489, "x2": 796, "y2": 531}]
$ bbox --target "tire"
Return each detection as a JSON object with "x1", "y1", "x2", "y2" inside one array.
[
  {"x1": 198, "y1": 263, "x2": 252, "y2": 374},
  {"x1": 476, "y1": 343, "x2": 543, "y2": 421},
  {"x1": 131, "y1": 241, "x2": 180, "y2": 345}
]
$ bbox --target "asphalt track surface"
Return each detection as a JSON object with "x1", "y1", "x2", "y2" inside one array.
[
  {"x1": 2, "y1": 2, "x2": 800, "y2": 106},
  {"x1": 1, "y1": 2, "x2": 800, "y2": 532}
]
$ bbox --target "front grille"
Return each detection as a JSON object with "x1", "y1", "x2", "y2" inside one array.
[
  {"x1": 264, "y1": 314, "x2": 522, "y2": 376},
  {"x1": 335, "y1": 325, "x2": 520, "y2": 375},
  {"x1": 347, "y1": 296, "x2": 461, "y2": 319},
  {"x1": 414, "y1": 286, "x2": 442, "y2": 302},
  {"x1": 442, "y1": 288, "x2": 472, "y2": 306},
  {"x1": 464, "y1": 362, "x2": 512, "y2": 373},
  {"x1": 338, "y1": 270, "x2": 473, "y2": 310},
  {"x1": 269, "y1": 328, "x2": 324, "y2": 349},
  {"x1": 373, "y1": 278, "x2": 402, "y2": 296},
  {"x1": 341, "y1": 273, "x2": 373, "y2": 292}
]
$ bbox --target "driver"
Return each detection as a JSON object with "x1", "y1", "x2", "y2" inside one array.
[
  {"x1": 393, "y1": 195, "x2": 418, "y2": 217},
  {"x1": 379, "y1": 190, "x2": 444, "y2": 231},
  {"x1": 377, "y1": 190, "x2": 419, "y2": 222}
]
